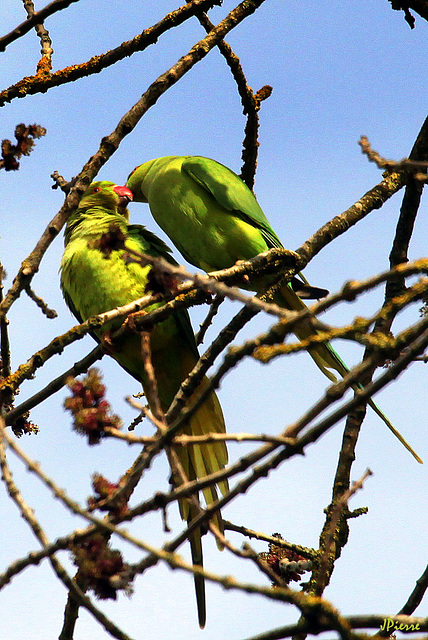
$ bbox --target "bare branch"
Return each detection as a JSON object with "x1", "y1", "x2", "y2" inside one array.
[
  {"x1": 242, "y1": 614, "x2": 428, "y2": 640},
  {"x1": 196, "y1": 11, "x2": 272, "y2": 188},
  {"x1": 195, "y1": 293, "x2": 225, "y2": 345},
  {"x1": 22, "y1": 0, "x2": 54, "y2": 65},
  {"x1": 224, "y1": 521, "x2": 316, "y2": 560},
  {"x1": 0, "y1": 417, "x2": 133, "y2": 640},
  {"x1": 0, "y1": 0, "x2": 257, "y2": 105},
  {"x1": 24, "y1": 284, "x2": 57, "y2": 318},
  {"x1": 398, "y1": 564, "x2": 428, "y2": 616},
  {"x1": 0, "y1": 0, "x2": 79, "y2": 52},
  {"x1": 103, "y1": 426, "x2": 298, "y2": 447},
  {"x1": 0, "y1": 0, "x2": 268, "y2": 318},
  {"x1": 297, "y1": 170, "x2": 407, "y2": 266},
  {"x1": 4, "y1": 345, "x2": 103, "y2": 425},
  {"x1": 0, "y1": 262, "x2": 11, "y2": 381},
  {"x1": 316, "y1": 469, "x2": 373, "y2": 591}
]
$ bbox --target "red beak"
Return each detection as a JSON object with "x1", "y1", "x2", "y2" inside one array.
[{"x1": 113, "y1": 185, "x2": 133, "y2": 201}]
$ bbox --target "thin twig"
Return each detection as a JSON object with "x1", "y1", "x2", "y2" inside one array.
[
  {"x1": 24, "y1": 284, "x2": 57, "y2": 318},
  {"x1": 22, "y1": 0, "x2": 54, "y2": 65},
  {"x1": 0, "y1": 262, "x2": 11, "y2": 380},
  {"x1": 103, "y1": 426, "x2": 297, "y2": 447},
  {"x1": 0, "y1": 0, "x2": 80, "y2": 52},
  {"x1": 4, "y1": 344, "x2": 103, "y2": 425},
  {"x1": 0, "y1": 413, "x2": 392, "y2": 640},
  {"x1": 0, "y1": 417, "x2": 202, "y2": 578},
  {"x1": 196, "y1": 11, "x2": 272, "y2": 188},
  {"x1": 195, "y1": 293, "x2": 225, "y2": 345},
  {"x1": 223, "y1": 521, "x2": 316, "y2": 560},
  {"x1": 173, "y1": 315, "x2": 428, "y2": 531},
  {"x1": 0, "y1": 0, "x2": 263, "y2": 105},
  {"x1": 167, "y1": 304, "x2": 259, "y2": 424},
  {"x1": 123, "y1": 246, "x2": 298, "y2": 319},
  {"x1": 0, "y1": 418, "x2": 133, "y2": 640},
  {"x1": 373, "y1": 115, "x2": 428, "y2": 331},
  {"x1": 213, "y1": 525, "x2": 290, "y2": 588},
  {"x1": 164, "y1": 279, "x2": 428, "y2": 470},
  {"x1": 3, "y1": 253, "x2": 428, "y2": 404},
  {"x1": 139, "y1": 331, "x2": 165, "y2": 423},
  {"x1": 108, "y1": 316, "x2": 428, "y2": 540},
  {"x1": 359, "y1": 134, "x2": 428, "y2": 174}
]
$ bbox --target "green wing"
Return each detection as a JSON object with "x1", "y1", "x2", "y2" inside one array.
[
  {"x1": 62, "y1": 286, "x2": 84, "y2": 326},
  {"x1": 183, "y1": 157, "x2": 325, "y2": 297},
  {"x1": 127, "y1": 223, "x2": 174, "y2": 258},
  {"x1": 182, "y1": 157, "x2": 284, "y2": 249},
  {"x1": 127, "y1": 224, "x2": 200, "y2": 361}
]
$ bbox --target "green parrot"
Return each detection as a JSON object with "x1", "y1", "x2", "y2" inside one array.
[
  {"x1": 60, "y1": 181, "x2": 229, "y2": 627},
  {"x1": 126, "y1": 156, "x2": 422, "y2": 464}
]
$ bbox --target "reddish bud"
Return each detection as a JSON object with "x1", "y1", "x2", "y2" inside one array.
[
  {"x1": 64, "y1": 368, "x2": 122, "y2": 445},
  {"x1": 259, "y1": 533, "x2": 313, "y2": 585}
]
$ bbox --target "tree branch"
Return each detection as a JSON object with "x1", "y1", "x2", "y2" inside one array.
[
  {"x1": 0, "y1": 0, "x2": 268, "y2": 319},
  {"x1": 0, "y1": 0, "x2": 80, "y2": 52}
]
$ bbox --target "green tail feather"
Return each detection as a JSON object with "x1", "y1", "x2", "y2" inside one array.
[
  {"x1": 175, "y1": 378, "x2": 229, "y2": 625},
  {"x1": 188, "y1": 510, "x2": 206, "y2": 628},
  {"x1": 323, "y1": 340, "x2": 423, "y2": 464},
  {"x1": 277, "y1": 285, "x2": 422, "y2": 464}
]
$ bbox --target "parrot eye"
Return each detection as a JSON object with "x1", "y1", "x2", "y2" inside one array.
[{"x1": 92, "y1": 187, "x2": 101, "y2": 193}]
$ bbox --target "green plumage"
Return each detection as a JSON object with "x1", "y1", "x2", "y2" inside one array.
[
  {"x1": 60, "y1": 181, "x2": 229, "y2": 627},
  {"x1": 127, "y1": 156, "x2": 421, "y2": 463}
]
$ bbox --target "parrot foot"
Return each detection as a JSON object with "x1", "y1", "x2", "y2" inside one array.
[
  {"x1": 101, "y1": 331, "x2": 120, "y2": 356},
  {"x1": 146, "y1": 269, "x2": 179, "y2": 297},
  {"x1": 124, "y1": 310, "x2": 150, "y2": 334}
]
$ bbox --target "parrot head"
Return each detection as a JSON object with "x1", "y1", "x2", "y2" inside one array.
[
  {"x1": 126, "y1": 161, "x2": 156, "y2": 202},
  {"x1": 79, "y1": 181, "x2": 133, "y2": 217},
  {"x1": 64, "y1": 181, "x2": 134, "y2": 245}
]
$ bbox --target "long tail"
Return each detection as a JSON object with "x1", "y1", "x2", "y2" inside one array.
[
  {"x1": 115, "y1": 328, "x2": 229, "y2": 623},
  {"x1": 174, "y1": 374, "x2": 229, "y2": 627},
  {"x1": 188, "y1": 507, "x2": 206, "y2": 628},
  {"x1": 275, "y1": 284, "x2": 422, "y2": 463}
]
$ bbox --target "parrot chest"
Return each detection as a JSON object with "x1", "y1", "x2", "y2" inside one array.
[
  {"x1": 61, "y1": 236, "x2": 178, "y2": 349},
  {"x1": 61, "y1": 238, "x2": 146, "y2": 319}
]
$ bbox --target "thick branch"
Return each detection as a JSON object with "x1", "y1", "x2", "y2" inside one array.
[
  {"x1": 297, "y1": 171, "x2": 406, "y2": 266},
  {"x1": 389, "y1": 0, "x2": 428, "y2": 27},
  {"x1": 385, "y1": 115, "x2": 428, "y2": 300}
]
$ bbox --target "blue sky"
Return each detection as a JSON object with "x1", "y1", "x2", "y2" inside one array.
[{"x1": 1, "y1": 1, "x2": 428, "y2": 639}]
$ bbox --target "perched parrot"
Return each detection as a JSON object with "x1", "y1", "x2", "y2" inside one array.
[
  {"x1": 126, "y1": 156, "x2": 422, "y2": 463},
  {"x1": 60, "y1": 181, "x2": 229, "y2": 627}
]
